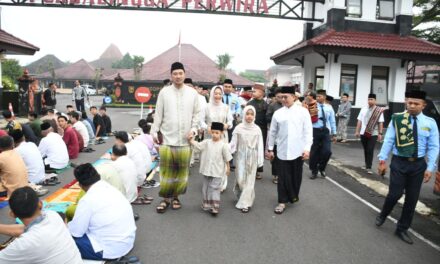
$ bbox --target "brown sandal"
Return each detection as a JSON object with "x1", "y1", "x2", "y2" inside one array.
[
  {"x1": 172, "y1": 198, "x2": 182, "y2": 210},
  {"x1": 131, "y1": 197, "x2": 151, "y2": 205},
  {"x1": 156, "y1": 200, "x2": 170, "y2": 213}
]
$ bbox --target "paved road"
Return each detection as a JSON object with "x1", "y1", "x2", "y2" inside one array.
[{"x1": 0, "y1": 94, "x2": 439, "y2": 263}]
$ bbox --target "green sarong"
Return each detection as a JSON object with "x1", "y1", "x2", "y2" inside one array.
[{"x1": 159, "y1": 145, "x2": 191, "y2": 198}]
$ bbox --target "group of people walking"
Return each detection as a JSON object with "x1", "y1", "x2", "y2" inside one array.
[{"x1": 151, "y1": 62, "x2": 439, "y2": 246}]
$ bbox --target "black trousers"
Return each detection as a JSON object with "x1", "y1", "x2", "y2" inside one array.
[
  {"x1": 256, "y1": 126, "x2": 267, "y2": 173},
  {"x1": 360, "y1": 135, "x2": 377, "y2": 169},
  {"x1": 75, "y1": 99, "x2": 85, "y2": 112},
  {"x1": 309, "y1": 128, "x2": 331, "y2": 173},
  {"x1": 278, "y1": 157, "x2": 304, "y2": 203},
  {"x1": 380, "y1": 156, "x2": 427, "y2": 231},
  {"x1": 271, "y1": 145, "x2": 280, "y2": 176}
]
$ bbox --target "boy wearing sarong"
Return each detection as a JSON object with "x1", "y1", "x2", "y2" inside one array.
[{"x1": 188, "y1": 122, "x2": 232, "y2": 216}]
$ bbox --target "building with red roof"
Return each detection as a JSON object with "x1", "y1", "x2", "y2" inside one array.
[{"x1": 271, "y1": 0, "x2": 440, "y2": 123}]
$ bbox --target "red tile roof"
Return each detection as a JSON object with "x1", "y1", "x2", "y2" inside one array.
[
  {"x1": 272, "y1": 29, "x2": 440, "y2": 60},
  {"x1": 0, "y1": 29, "x2": 39, "y2": 55},
  {"x1": 38, "y1": 59, "x2": 96, "y2": 79},
  {"x1": 104, "y1": 44, "x2": 254, "y2": 86}
]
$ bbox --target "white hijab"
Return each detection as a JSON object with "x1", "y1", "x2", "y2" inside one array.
[
  {"x1": 209, "y1": 85, "x2": 224, "y2": 106},
  {"x1": 233, "y1": 105, "x2": 261, "y2": 135}
]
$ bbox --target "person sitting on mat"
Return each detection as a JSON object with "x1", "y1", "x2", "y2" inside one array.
[
  {"x1": 0, "y1": 187, "x2": 82, "y2": 264},
  {"x1": 68, "y1": 163, "x2": 136, "y2": 261},
  {"x1": 0, "y1": 136, "x2": 28, "y2": 198},
  {"x1": 38, "y1": 122, "x2": 69, "y2": 171}
]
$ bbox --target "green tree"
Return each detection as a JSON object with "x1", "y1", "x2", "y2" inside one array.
[
  {"x1": 133, "y1": 56, "x2": 144, "y2": 81},
  {"x1": 239, "y1": 71, "x2": 267, "y2": 83},
  {"x1": 112, "y1": 53, "x2": 134, "y2": 69},
  {"x1": 412, "y1": 0, "x2": 440, "y2": 44},
  {"x1": 216, "y1": 53, "x2": 233, "y2": 82},
  {"x1": 2, "y1": 59, "x2": 22, "y2": 83}
]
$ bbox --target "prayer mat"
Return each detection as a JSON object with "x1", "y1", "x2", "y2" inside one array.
[
  {"x1": 0, "y1": 201, "x2": 8, "y2": 209},
  {"x1": 53, "y1": 164, "x2": 72, "y2": 174}
]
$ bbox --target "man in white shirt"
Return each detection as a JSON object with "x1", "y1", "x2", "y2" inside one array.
[
  {"x1": 68, "y1": 163, "x2": 136, "y2": 260},
  {"x1": 38, "y1": 122, "x2": 69, "y2": 170},
  {"x1": 111, "y1": 144, "x2": 139, "y2": 203},
  {"x1": 69, "y1": 111, "x2": 89, "y2": 149},
  {"x1": 151, "y1": 62, "x2": 200, "y2": 213},
  {"x1": 0, "y1": 186, "x2": 82, "y2": 264},
  {"x1": 267, "y1": 86, "x2": 313, "y2": 214},
  {"x1": 9, "y1": 130, "x2": 45, "y2": 184},
  {"x1": 114, "y1": 131, "x2": 152, "y2": 187},
  {"x1": 355, "y1": 93, "x2": 385, "y2": 174}
]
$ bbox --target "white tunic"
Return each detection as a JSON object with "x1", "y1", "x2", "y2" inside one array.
[
  {"x1": 113, "y1": 156, "x2": 139, "y2": 203},
  {"x1": 68, "y1": 180, "x2": 136, "y2": 259},
  {"x1": 73, "y1": 121, "x2": 89, "y2": 148},
  {"x1": 151, "y1": 84, "x2": 200, "y2": 146},
  {"x1": 15, "y1": 142, "x2": 45, "y2": 184},
  {"x1": 126, "y1": 140, "x2": 152, "y2": 186},
  {"x1": 38, "y1": 132, "x2": 69, "y2": 169},
  {"x1": 0, "y1": 211, "x2": 82, "y2": 264},
  {"x1": 267, "y1": 105, "x2": 313, "y2": 160}
]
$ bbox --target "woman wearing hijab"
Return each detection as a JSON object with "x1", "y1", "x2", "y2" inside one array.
[
  {"x1": 229, "y1": 105, "x2": 264, "y2": 213},
  {"x1": 201, "y1": 85, "x2": 233, "y2": 191}
]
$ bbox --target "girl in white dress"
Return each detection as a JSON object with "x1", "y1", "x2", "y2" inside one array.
[{"x1": 229, "y1": 105, "x2": 264, "y2": 213}]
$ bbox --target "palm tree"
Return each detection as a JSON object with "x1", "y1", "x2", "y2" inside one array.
[
  {"x1": 216, "y1": 53, "x2": 233, "y2": 82},
  {"x1": 133, "y1": 56, "x2": 145, "y2": 81}
]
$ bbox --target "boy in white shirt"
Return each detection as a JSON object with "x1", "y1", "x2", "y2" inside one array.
[
  {"x1": 0, "y1": 187, "x2": 82, "y2": 264},
  {"x1": 188, "y1": 122, "x2": 232, "y2": 216}
]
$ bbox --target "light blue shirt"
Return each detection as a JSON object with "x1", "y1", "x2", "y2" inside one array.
[
  {"x1": 312, "y1": 103, "x2": 337, "y2": 135},
  {"x1": 378, "y1": 112, "x2": 439, "y2": 172},
  {"x1": 223, "y1": 93, "x2": 241, "y2": 116}
]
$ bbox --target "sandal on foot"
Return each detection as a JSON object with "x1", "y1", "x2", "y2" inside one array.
[
  {"x1": 272, "y1": 176, "x2": 278, "y2": 184},
  {"x1": 171, "y1": 198, "x2": 182, "y2": 210},
  {"x1": 241, "y1": 208, "x2": 250, "y2": 213},
  {"x1": 131, "y1": 197, "x2": 151, "y2": 205},
  {"x1": 141, "y1": 194, "x2": 154, "y2": 201},
  {"x1": 210, "y1": 208, "x2": 219, "y2": 216},
  {"x1": 156, "y1": 200, "x2": 170, "y2": 213},
  {"x1": 274, "y1": 204, "x2": 285, "y2": 214},
  {"x1": 256, "y1": 173, "x2": 263, "y2": 180}
]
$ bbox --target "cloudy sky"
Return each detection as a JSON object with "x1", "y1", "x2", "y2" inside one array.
[{"x1": 2, "y1": 5, "x2": 304, "y2": 73}]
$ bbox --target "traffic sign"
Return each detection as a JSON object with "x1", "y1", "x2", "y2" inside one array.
[
  {"x1": 134, "y1": 87, "x2": 152, "y2": 104},
  {"x1": 104, "y1": 96, "x2": 112, "y2": 104}
]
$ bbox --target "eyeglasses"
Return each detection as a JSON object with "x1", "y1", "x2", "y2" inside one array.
[{"x1": 281, "y1": 96, "x2": 290, "y2": 99}]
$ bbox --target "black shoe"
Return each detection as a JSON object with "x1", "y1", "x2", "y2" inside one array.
[
  {"x1": 375, "y1": 215, "x2": 386, "y2": 227},
  {"x1": 310, "y1": 173, "x2": 317, "y2": 180},
  {"x1": 319, "y1": 171, "x2": 326, "y2": 177},
  {"x1": 395, "y1": 230, "x2": 413, "y2": 244}
]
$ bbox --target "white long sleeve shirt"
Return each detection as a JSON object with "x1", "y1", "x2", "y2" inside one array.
[
  {"x1": 16, "y1": 142, "x2": 45, "y2": 184},
  {"x1": 113, "y1": 156, "x2": 138, "y2": 203},
  {"x1": 73, "y1": 121, "x2": 89, "y2": 148},
  {"x1": 151, "y1": 84, "x2": 200, "y2": 146},
  {"x1": 125, "y1": 140, "x2": 152, "y2": 186},
  {"x1": 38, "y1": 132, "x2": 69, "y2": 169},
  {"x1": 68, "y1": 180, "x2": 136, "y2": 259},
  {"x1": 267, "y1": 104, "x2": 313, "y2": 160}
]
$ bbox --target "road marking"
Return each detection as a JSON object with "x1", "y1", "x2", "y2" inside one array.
[
  {"x1": 325, "y1": 176, "x2": 440, "y2": 252},
  {"x1": 328, "y1": 159, "x2": 433, "y2": 216}
]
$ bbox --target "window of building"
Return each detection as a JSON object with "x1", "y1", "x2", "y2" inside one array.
[
  {"x1": 315, "y1": 67, "x2": 325, "y2": 91},
  {"x1": 371, "y1": 66, "x2": 389, "y2": 105},
  {"x1": 376, "y1": 0, "x2": 395, "y2": 20},
  {"x1": 340, "y1": 64, "x2": 357, "y2": 104},
  {"x1": 425, "y1": 72, "x2": 439, "y2": 84},
  {"x1": 346, "y1": 0, "x2": 362, "y2": 18}
]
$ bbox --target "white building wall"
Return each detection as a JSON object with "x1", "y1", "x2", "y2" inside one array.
[
  {"x1": 397, "y1": 0, "x2": 413, "y2": 15},
  {"x1": 304, "y1": 53, "x2": 405, "y2": 109}
]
